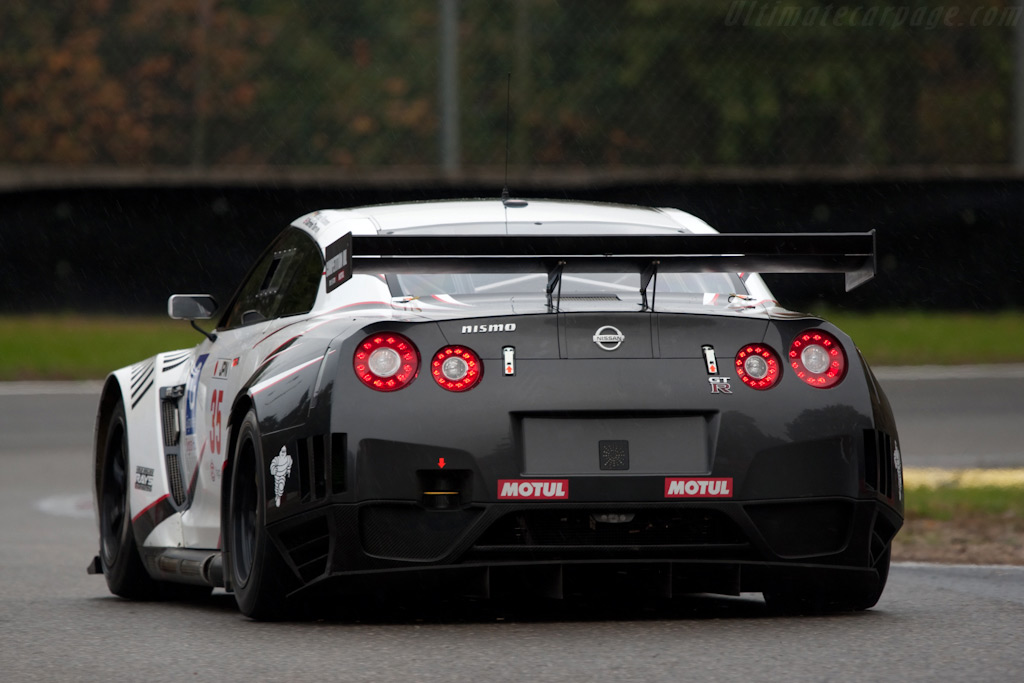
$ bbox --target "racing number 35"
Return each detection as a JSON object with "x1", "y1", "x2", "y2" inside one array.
[{"x1": 209, "y1": 389, "x2": 223, "y2": 455}]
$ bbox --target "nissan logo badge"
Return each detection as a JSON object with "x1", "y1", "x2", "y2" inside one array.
[{"x1": 593, "y1": 325, "x2": 625, "y2": 351}]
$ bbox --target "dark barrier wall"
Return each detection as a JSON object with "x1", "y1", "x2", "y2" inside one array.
[{"x1": 1, "y1": 180, "x2": 1021, "y2": 314}]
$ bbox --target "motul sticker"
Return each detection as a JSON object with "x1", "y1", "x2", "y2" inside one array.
[
  {"x1": 498, "y1": 479, "x2": 569, "y2": 500},
  {"x1": 664, "y1": 477, "x2": 733, "y2": 498}
]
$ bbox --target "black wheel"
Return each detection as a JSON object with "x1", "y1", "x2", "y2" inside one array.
[
  {"x1": 763, "y1": 548, "x2": 891, "y2": 615},
  {"x1": 99, "y1": 400, "x2": 214, "y2": 602},
  {"x1": 225, "y1": 409, "x2": 294, "y2": 619},
  {"x1": 99, "y1": 400, "x2": 158, "y2": 599}
]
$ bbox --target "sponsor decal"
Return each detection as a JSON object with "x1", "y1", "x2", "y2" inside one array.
[
  {"x1": 302, "y1": 210, "x2": 330, "y2": 232},
  {"x1": 269, "y1": 447, "x2": 293, "y2": 507},
  {"x1": 702, "y1": 344, "x2": 718, "y2": 374},
  {"x1": 502, "y1": 345, "x2": 516, "y2": 376},
  {"x1": 461, "y1": 323, "x2": 517, "y2": 334},
  {"x1": 134, "y1": 466, "x2": 154, "y2": 492},
  {"x1": 498, "y1": 479, "x2": 569, "y2": 500},
  {"x1": 183, "y1": 354, "x2": 209, "y2": 479},
  {"x1": 324, "y1": 233, "x2": 352, "y2": 292},
  {"x1": 592, "y1": 325, "x2": 625, "y2": 351},
  {"x1": 664, "y1": 477, "x2": 733, "y2": 498},
  {"x1": 708, "y1": 376, "x2": 732, "y2": 394},
  {"x1": 211, "y1": 358, "x2": 231, "y2": 380},
  {"x1": 184, "y1": 354, "x2": 209, "y2": 439}
]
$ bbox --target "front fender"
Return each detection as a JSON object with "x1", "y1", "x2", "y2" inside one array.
[{"x1": 93, "y1": 349, "x2": 196, "y2": 549}]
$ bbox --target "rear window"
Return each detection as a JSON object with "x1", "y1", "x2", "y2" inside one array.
[{"x1": 391, "y1": 271, "x2": 745, "y2": 297}]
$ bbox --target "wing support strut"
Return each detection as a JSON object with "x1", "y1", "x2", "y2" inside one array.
[
  {"x1": 546, "y1": 261, "x2": 566, "y2": 312},
  {"x1": 640, "y1": 260, "x2": 659, "y2": 312}
]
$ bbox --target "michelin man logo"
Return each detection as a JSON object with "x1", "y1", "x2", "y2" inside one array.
[{"x1": 269, "y1": 447, "x2": 293, "y2": 507}]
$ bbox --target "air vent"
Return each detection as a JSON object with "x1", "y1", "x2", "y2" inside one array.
[
  {"x1": 277, "y1": 517, "x2": 330, "y2": 583},
  {"x1": 475, "y1": 509, "x2": 742, "y2": 547},
  {"x1": 296, "y1": 434, "x2": 338, "y2": 502},
  {"x1": 160, "y1": 400, "x2": 179, "y2": 447},
  {"x1": 166, "y1": 452, "x2": 186, "y2": 506},
  {"x1": 864, "y1": 429, "x2": 895, "y2": 499}
]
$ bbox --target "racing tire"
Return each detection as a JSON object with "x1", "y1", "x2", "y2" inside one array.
[
  {"x1": 225, "y1": 409, "x2": 295, "y2": 620},
  {"x1": 100, "y1": 400, "x2": 214, "y2": 602},
  {"x1": 763, "y1": 547, "x2": 891, "y2": 615},
  {"x1": 99, "y1": 400, "x2": 159, "y2": 599}
]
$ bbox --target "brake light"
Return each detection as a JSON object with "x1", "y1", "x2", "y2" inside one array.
[
  {"x1": 431, "y1": 346, "x2": 483, "y2": 392},
  {"x1": 734, "y1": 344, "x2": 781, "y2": 390},
  {"x1": 789, "y1": 329, "x2": 846, "y2": 388},
  {"x1": 353, "y1": 333, "x2": 419, "y2": 391}
]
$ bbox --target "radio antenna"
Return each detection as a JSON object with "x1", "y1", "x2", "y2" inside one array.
[{"x1": 501, "y1": 72, "x2": 511, "y2": 203}]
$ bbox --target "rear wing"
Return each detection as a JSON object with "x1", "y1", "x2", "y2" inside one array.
[{"x1": 336, "y1": 231, "x2": 877, "y2": 293}]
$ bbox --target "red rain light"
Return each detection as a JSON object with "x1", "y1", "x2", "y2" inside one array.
[
  {"x1": 788, "y1": 329, "x2": 847, "y2": 388},
  {"x1": 734, "y1": 343, "x2": 781, "y2": 390},
  {"x1": 353, "y1": 332, "x2": 419, "y2": 392},
  {"x1": 431, "y1": 345, "x2": 483, "y2": 392}
]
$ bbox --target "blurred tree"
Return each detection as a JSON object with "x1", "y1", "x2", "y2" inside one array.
[{"x1": 0, "y1": 0, "x2": 1016, "y2": 168}]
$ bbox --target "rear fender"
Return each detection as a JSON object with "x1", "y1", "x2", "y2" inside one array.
[{"x1": 219, "y1": 335, "x2": 339, "y2": 534}]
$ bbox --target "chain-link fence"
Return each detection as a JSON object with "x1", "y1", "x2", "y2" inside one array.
[{"x1": 1, "y1": 0, "x2": 1021, "y2": 172}]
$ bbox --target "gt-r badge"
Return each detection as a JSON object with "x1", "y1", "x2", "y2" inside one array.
[
  {"x1": 593, "y1": 325, "x2": 625, "y2": 351},
  {"x1": 269, "y1": 447, "x2": 293, "y2": 507},
  {"x1": 708, "y1": 376, "x2": 732, "y2": 394}
]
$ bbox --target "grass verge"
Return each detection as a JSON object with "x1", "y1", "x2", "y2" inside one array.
[
  {"x1": 0, "y1": 314, "x2": 198, "y2": 380},
  {"x1": 815, "y1": 309, "x2": 1024, "y2": 366},
  {"x1": 897, "y1": 468, "x2": 1024, "y2": 565}
]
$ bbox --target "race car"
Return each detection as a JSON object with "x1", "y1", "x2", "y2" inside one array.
[{"x1": 90, "y1": 198, "x2": 903, "y2": 619}]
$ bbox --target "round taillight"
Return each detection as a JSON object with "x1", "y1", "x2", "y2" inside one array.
[
  {"x1": 734, "y1": 344, "x2": 781, "y2": 390},
  {"x1": 431, "y1": 346, "x2": 483, "y2": 392},
  {"x1": 353, "y1": 333, "x2": 419, "y2": 391},
  {"x1": 789, "y1": 329, "x2": 846, "y2": 388}
]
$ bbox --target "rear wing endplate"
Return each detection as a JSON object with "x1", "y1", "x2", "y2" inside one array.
[{"x1": 338, "y1": 231, "x2": 877, "y2": 293}]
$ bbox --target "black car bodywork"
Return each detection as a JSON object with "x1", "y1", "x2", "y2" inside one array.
[{"x1": 225, "y1": 231, "x2": 901, "y2": 616}]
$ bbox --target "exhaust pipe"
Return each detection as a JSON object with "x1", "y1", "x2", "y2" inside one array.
[{"x1": 145, "y1": 549, "x2": 225, "y2": 587}]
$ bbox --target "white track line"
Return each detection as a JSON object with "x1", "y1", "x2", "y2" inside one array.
[
  {"x1": 873, "y1": 364, "x2": 1024, "y2": 380},
  {"x1": 36, "y1": 493, "x2": 94, "y2": 520},
  {"x1": 894, "y1": 561, "x2": 1024, "y2": 571},
  {"x1": 0, "y1": 381, "x2": 104, "y2": 396}
]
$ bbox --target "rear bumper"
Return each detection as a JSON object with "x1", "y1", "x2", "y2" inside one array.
[{"x1": 267, "y1": 496, "x2": 901, "y2": 598}]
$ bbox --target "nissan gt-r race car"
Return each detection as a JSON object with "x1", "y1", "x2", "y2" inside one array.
[{"x1": 90, "y1": 198, "x2": 903, "y2": 619}]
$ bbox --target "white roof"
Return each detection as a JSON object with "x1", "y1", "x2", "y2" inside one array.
[{"x1": 291, "y1": 198, "x2": 720, "y2": 249}]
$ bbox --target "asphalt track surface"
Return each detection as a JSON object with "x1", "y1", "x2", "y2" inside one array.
[{"x1": 1, "y1": 368, "x2": 1023, "y2": 682}]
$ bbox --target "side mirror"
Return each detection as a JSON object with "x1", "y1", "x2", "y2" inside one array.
[{"x1": 168, "y1": 294, "x2": 218, "y2": 321}]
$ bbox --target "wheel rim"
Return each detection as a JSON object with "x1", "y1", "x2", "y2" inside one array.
[
  {"x1": 232, "y1": 439, "x2": 259, "y2": 586},
  {"x1": 100, "y1": 421, "x2": 127, "y2": 565}
]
